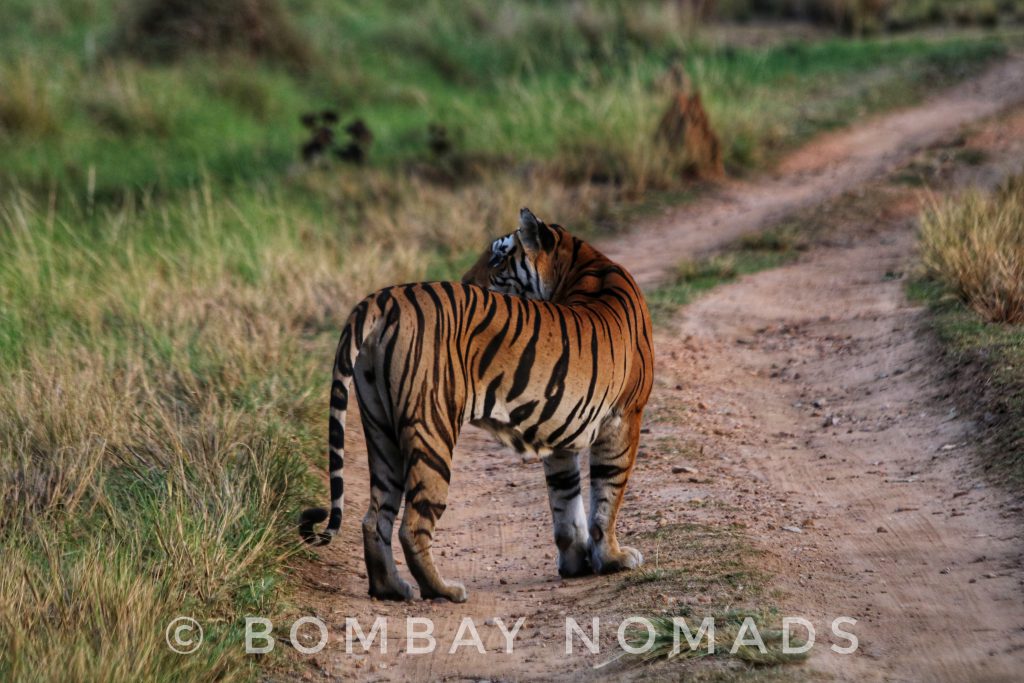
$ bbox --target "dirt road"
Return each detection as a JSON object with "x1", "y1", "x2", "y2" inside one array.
[
  {"x1": 294, "y1": 58, "x2": 1024, "y2": 682},
  {"x1": 663, "y1": 171, "x2": 1024, "y2": 680},
  {"x1": 603, "y1": 55, "x2": 1024, "y2": 288}
]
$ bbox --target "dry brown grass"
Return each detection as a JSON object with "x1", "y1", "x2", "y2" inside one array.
[
  {"x1": 0, "y1": 344, "x2": 298, "y2": 680},
  {"x1": 919, "y1": 175, "x2": 1024, "y2": 324}
]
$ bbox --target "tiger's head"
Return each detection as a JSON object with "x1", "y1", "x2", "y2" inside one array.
[{"x1": 462, "y1": 208, "x2": 569, "y2": 300}]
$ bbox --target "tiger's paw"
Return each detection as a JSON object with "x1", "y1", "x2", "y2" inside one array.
[
  {"x1": 558, "y1": 560, "x2": 594, "y2": 578},
  {"x1": 557, "y1": 547, "x2": 594, "y2": 578},
  {"x1": 369, "y1": 577, "x2": 415, "y2": 602},
  {"x1": 421, "y1": 580, "x2": 467, "y2": 603},
  {"x1": 592, "y1": 545, "x2": 643, "y2": 575}
]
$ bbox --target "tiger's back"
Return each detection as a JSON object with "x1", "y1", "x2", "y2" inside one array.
[{"x1": 372, "y1": 281, "x2": 650, "y2": 452}]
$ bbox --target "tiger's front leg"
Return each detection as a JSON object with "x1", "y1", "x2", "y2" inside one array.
[
  {"x1": 543, "y1": 450, "x2": 592, "y2": 577},
  {"x1": 588, "y1": 410, "x2": 644, "y2": 574}
]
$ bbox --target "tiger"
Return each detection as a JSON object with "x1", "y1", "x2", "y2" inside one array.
[{"x1": 299, "y1": 208, "x2": 654, "y2": 603}]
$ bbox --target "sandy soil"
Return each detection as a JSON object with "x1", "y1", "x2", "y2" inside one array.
[
  {"x1": 665, "y1": 193, "x2": 1024, "y2": 682},
  {"x1": 289, "y1": 57, "x2": 1024, "y2": 682}
]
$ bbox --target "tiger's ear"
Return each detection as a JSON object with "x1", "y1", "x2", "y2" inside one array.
[{"x1": 517, "y1": 207, "x2": 556, "y2": 252}]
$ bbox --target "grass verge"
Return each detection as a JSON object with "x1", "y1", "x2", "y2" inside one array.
[
  {"x1": 647, "y1": 227, "x2": 807, "y2": 324},
  {"x1": 909, "y1": 279, "x2": 1024, "y2": 486},
  {"x1": 605, "y1": 522, "x2": 807, "y2": 678},
  {"x1": 911, "y1": 173, "x2": 1023, "y2": 487}
]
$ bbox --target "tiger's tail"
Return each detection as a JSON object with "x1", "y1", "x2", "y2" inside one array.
[{"x1": 299, "y1": 295, "x2": 385, "y2": 545}]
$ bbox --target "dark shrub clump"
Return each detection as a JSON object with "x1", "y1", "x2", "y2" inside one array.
[{"x1": 112, "y1": 0, "x2": 313, "y2": 72}]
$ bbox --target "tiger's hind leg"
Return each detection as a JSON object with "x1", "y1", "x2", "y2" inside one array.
[
  {"x1": 588, "y1": 410, "x2": 644, "y2": 574},
  {"x1": 361, "y1": 433, "x2": 414, "y2": 601},
  {"x1": 543, "y1": 449, "x2": 592, "y2": 577},
  {"x1": 398, "y1": 428, "x2": 466, "y2": 603},
  {"x1": 355, "y1": 365, "x2": 414, "y2": 601}
]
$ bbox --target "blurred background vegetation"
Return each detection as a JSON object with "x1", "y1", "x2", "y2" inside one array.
[
  {"x1": 2, "y1": 0, "x2": 1019, "y2": 195},
  {"x1": 0, "y1": 1, "x2": 1019, "y2": 680}
]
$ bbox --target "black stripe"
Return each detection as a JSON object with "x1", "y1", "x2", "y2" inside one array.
[
  {"x1": 478, "y1": 302, "x2": 511, "y2": 376},
  {"x1": 523, "y1": 312, "x2": 570, "y2": 442},
  {"x1": 328, "y1": 416, "x2": 344, "y2": 449},
  {"x1": 482, "y1": 373, "x2": 503, "y2": 418},
  {"x1": 409, "y1": 448, "x2": 452, "y2": 484},
  {"x1": 591, "y1": 463, "x2": 628, "y2": 480},
  {"x1": 546, "y1": 468, "x2": 580, "y2": 493},
  {"x1": 507, "y1": 309, "x2": 540, "y2": 401},
  {"x1": 508, "y1": 400, "x2": 539, "y2": 426}
]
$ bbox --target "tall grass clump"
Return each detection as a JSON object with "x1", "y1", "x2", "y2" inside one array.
[{"x1": 919, "y1": 175, "x2": 1024, "y2": 324}]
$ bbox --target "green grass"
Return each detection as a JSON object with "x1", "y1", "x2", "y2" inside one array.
[{"x1": 648, "y1": 228, "x2": 806, "y2": 324}]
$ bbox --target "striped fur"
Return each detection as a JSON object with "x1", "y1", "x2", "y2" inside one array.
[{"x1": 299, "y1": 208, "x2": 654, "y2": 602}]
